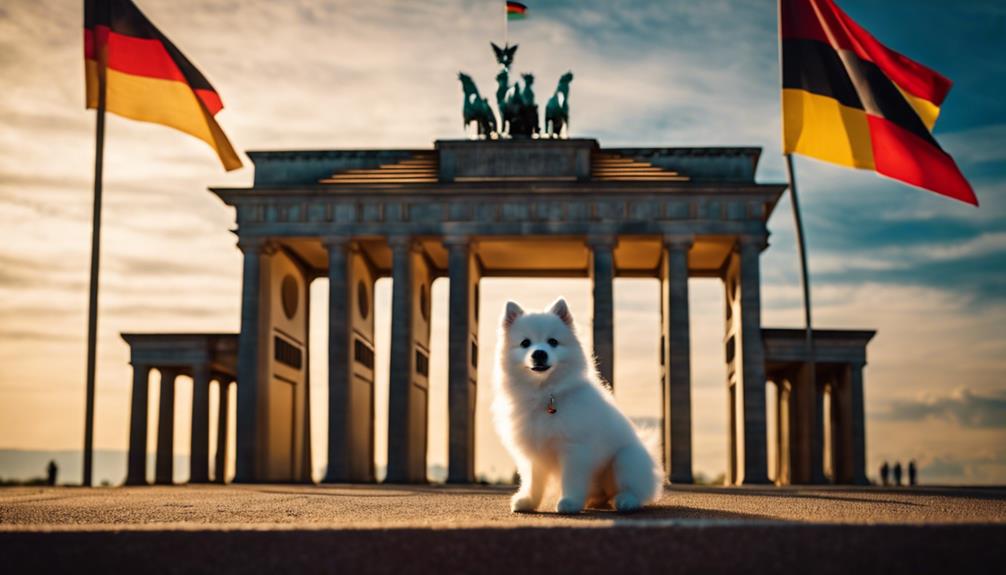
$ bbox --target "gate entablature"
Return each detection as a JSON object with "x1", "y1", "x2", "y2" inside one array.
[{"x1": 212, "y1": 140, "x2": 786, "y2": 281}]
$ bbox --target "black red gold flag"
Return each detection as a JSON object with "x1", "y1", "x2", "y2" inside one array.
[
  {"x1": 84, "y1": 0, "x2": 242, "y2": 171},
  {"x1": 781, "y1": 0, "x2": 976, "y2": 205}
]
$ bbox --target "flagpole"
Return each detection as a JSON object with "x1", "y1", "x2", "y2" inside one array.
[
  {"x1": 83, "y1": 43, "x2": 108, "y2": 489},
  {"x1": 504, "y1": 1, "x2": 508, "y2": 46},
  {"x1": 785, "y1": 152, "x2": 817, "y2": 477}
]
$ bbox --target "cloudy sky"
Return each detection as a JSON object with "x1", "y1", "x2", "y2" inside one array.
[{"x1": 1, "y1": 0, "x2": 1004, "y2": 485}]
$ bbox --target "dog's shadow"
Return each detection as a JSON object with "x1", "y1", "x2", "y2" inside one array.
[{"x1": 517, "y1": 504, "x2": 786, "y2": 523}]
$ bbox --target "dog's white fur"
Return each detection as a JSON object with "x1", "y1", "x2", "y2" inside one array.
[{"x1": 491, "y1": 298, "x2": 663, "y2": 514}]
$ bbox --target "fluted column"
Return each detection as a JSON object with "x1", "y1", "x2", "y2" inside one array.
[
  {"x1": 126, "y1": 363, "x2": 150, "y2": 485},
  {"x1": 155, "y1": 368, "x2": 178, "y2": 485},
  {"x1": 189, "y1": 363, "x2": 211, "y2": 483},
  {"x1": 588, "y1": 236, "x2": 616, "y2": 389},
  {"x1": 386, "y1": 236, "x2": 417, "y2": 482},
  {"x1": 323, "y1": 236, "x2": 351, "y2": 483},
  {"x1": 446, "y1": 236, "x2": 476, "y2": 483},
  {"x1": 235, "y1": 237, "x2": 270, "y2": 483},
  {"x1": 663, "y1": 235, "x2": 693, "y2": 483},
  {"x1": 215, "y1": 379, "x2": 231, "y2": 483},
  {"x1": 737, "y1": 235, "x2": 769, "y2": 484}
]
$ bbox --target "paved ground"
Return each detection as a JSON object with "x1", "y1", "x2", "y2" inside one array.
[
  {"x1": 2, "y1": 484, "x2": 1004, "y2": 573},
  {"x1": 2, "y1": 483, "x2": 1005, "y2": 528}
]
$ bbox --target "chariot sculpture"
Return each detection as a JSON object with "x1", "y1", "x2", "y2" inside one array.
[{"x1": 459, "y1": 43, "x2": 572, "y2": 139}]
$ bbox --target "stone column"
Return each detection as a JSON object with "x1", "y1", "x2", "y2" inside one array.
[
  {"x1": 813, "y1": 373, "x2": 827, "y2": 483},
  {"x1": 323, "y1": 237, "x2": 351, "y2": 483},
  {"x1": 831, "y1": 374, "x2": 853, "y2": 484},
  {"x1": 215, "y1": 379, "x2": 230, "y2": 484},
  {"x1": 126, "y1": 363, "x2": 150, "y2": 485},
  {"x1": 848, "y1": 362, "x2": 868, "y2": 484},
  {"x1": 588, "y1": 236, "x2": 616, "y2": 389},
  {"x1": 737, "y1": 235, "x2": 769, "y2": 484},
  {"x1": 386, "y1": 236, "x2": 419, "y2": 482},
  {"x1": 446, "y1": 236, "x2": 477, "y2": 483},
  {"x1": 776, "y1": 380, "x2": 792, "y2": 485},
  {"x1": 235, "y1": 237, "x2": 268, "y2": 483},
  {"x1": 662, "y1": 235, "x2": 693, "y2": 483},
  {"x1": 189, "y1": 363, "x2": 211, "y2": 483},
  {"x1": 788, "y1": 361, "x2": 820, "y2": 484},
  {"x1": 155, "y1": 368, "x2": 178, "y2": 485}
]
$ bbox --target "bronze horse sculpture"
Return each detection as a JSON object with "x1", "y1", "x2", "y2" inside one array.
[
  {"x1": 458, "y1": 43, "x2": 571, "y2": 139},
  {"x1": 458, "y1": 72, "x2": 497, "y2": 138},
  {"x1": 545, "y1": 71, "x2": 573, "y2": 139}
]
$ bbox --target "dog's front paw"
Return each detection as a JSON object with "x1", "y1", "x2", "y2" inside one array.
[
  {"x1": 555, "y1": 497, "x2": 584, "y2": 514},
  {"x1": 510, "y1": 494, "x2": 537, "y2": 513},
  {"x1": 613, "y1": 492, "x2": 642, "y2": 513}
]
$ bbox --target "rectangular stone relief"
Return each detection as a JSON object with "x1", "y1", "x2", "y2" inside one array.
[
  {"x1": 502, "y1": 202, "x2": 529, "y2": 221},
  {"x1": 362, "y1": 203, "x2": 383, "y2": 222},
  {"x1": 630, "y1": 201, "x2": 658, "y2": 220},
  {"x1": 437, "y1": 139, "x2": 595, "y2": 181},
  {"x1": 477, "y1": 203, "x2": 499, "y2": 222},
  {"x1": 666, "y1": 201, "x2": 689, "y2": 219},
  {"x1": 566, "y1": 202, "x2": 589, "y2": 220},
  {"x1": 334, "y1": 204, "x2": 356, "y2": 223},
  {"x1": 385, "y1": 203, "x2": 404, "y2": 222},
  {"x1": 307, "y1": 203, "x2": 327, "y2": 222},
  {"x1": 448, "y1": 202, "x2": 473, "y2": 221},
  {"x1": 410, "y1": 203, "x2": 443, "y2": 222},
  {"x1": 726, "y1": 201, "x2": 746, "y2": 220},
  {"x1": 595, "y1": 201, "x2": 624, "y2": 220}
]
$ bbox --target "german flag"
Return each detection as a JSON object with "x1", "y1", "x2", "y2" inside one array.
[
  {"x1": 84, "y1": 0, "x2": 242, "y2": 171},
  {"x1": 781, "y1": 0, "x2": 976, "y2": 205},
  {"x1": 507, "y1": 2, "x2": 528, "y2": 21}
]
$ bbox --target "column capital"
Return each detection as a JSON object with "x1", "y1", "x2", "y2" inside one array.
[
  {"x1": 191, "y1": 362, "x2": 211, "y2": 380},
  {"x1": 735, "y1": 233, "x2": 769, "y2": 252},
  {"x1": 662, "y1": 234, "x2": 695, "y2": 250},
  {"x1": 585, "y1": 234, "x2": 618, "y2": 250},
  {"x1": 321, "y1": 235, "x2": 352, "y2": 250},
  {"x1": 237, "y1": 236, "x2": 277, "y2": 255},
  {"x1": 442, "y1": 235, "x2": 471, "y2": 248},
  {"x1": 387, "y1": 235, "x2": 418, "y2": 252},
  {"x1": 158, "y1": 366, "x2": 181, "y2": 379}
]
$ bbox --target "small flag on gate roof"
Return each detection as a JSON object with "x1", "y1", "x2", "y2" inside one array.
[{"x1": 507, "y1": 1, "x2": 528, "y2": 21}]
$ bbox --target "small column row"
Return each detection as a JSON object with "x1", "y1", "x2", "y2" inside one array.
[
  {"x1": 126, "y1": 365, "x2": 235, "y2": 485},
  {"x1": 769, "y1": 348, "x2": 869, "y2": 485}
]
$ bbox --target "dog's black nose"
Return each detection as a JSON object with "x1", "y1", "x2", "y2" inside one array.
[{"x1": 531, "y1": 349, "x2": 549, "y2": 365}]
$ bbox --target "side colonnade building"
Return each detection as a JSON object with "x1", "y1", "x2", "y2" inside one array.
[{"x1": 121, "y1": 139, "x2": 872, "y2": 486}]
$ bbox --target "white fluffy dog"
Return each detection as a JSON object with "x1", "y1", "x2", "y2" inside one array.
[{"x1": 492, "y1": 298, "x2": 663, "y2": 514}]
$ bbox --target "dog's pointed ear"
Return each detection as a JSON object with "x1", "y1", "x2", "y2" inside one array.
[
  {"x1": 547, "y1": 298, "x2": 574, "y2": 326},
  {"x1": 502, "y1": 301, "x2": 524, "y2": 329}
]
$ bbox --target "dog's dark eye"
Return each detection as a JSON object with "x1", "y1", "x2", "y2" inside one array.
[
  {"x1": 520, "y1": 338, "x2": 531, "y2": 348},
  {"x1": 547, "y1": 338, "x2": 559, "y2": 347}
]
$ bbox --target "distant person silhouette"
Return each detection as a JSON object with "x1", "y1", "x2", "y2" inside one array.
[
  {"x1": 893, "y1": 461, "x2": 903, "y2": 486},
  {"x1": 46, "y1": 460, "x2": 58, "y2": 486},
  {"x1": 880, "y1": 461, "x2": 890, "y2": 486},
  {"x1": 908, "y1": 460, "x2": 917, "y2": 486}
]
